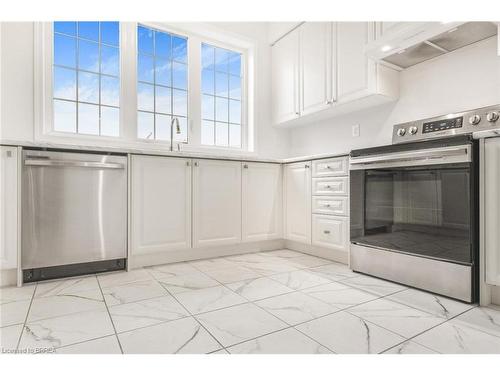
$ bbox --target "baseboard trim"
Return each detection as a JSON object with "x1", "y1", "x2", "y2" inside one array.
[
  {"x1": 285, "y1": 240, "x2": 348, "y2": 264},
  {"x1": 129, "y1": 239, "x2": 286, "y2": 269}
]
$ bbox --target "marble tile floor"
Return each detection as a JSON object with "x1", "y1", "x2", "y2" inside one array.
[{"x1": 1, "y1": 249, "x2": 498, "y2": 354}]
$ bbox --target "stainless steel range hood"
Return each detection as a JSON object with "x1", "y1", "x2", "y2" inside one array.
[{"x1": 367, "y1": 22, "x2": 498, "y2": 69}]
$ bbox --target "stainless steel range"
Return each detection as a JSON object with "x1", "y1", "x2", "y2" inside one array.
[{"x1": 349, "y1": 105, "x2": 500, "y2": 303}]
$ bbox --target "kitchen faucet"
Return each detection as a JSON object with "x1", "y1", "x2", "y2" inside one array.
[{"x1": 170, "y1": 117, "x2": 181, "y2": 152}]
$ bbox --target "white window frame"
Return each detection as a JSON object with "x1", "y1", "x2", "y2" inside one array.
[
  {"x1": 34, "y1": 22, "x2": 127, "y2": 144},
  {"x1": 34, "y1": 22, "x2": 255, "y2": 153},
  {"x1": 134, "y1": 23, "x2": 190, "y2": 145}
]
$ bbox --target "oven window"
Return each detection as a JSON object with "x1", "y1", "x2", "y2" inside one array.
[{"x1": 351, "y1": 165, "x2": 471, "y2": 264}]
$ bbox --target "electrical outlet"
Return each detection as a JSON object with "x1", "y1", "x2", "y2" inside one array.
[{"x1": 352, "y1": 124, "x2": 360, "y2": 137}]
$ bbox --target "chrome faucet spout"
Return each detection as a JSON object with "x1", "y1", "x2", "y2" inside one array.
[{"x1": 170, "y1": 117, "x2": 181, "y2": 151}]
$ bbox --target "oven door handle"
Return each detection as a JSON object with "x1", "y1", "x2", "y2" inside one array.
[{"x1": 349, "y1": 145, "x2": 471, "y2": 169}]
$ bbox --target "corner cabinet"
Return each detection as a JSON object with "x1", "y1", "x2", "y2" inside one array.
[
  {"x1": 131, "y1": 155, "x2": 192, "y2": 255},
  {"x1": 0, "y1": 146, "x2": 19, "y2": 271},
  {"x1": 284, "y1": 162, "x2": 312, "y2": 244},
  {"x1": 271, "y1": 22, "x2": 399, "y2": 127},
  {"x1": 242, "y1": 162, "x2": 282, "y2": 241},
  {"x1": 193, "y1": 159, "x2": 242, "y2": 248}
]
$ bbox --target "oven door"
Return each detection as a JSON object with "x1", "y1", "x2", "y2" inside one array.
[
  {"x1": 350, "y1": 143, "x2": 473, "y2": 264},
  {"x1": 349, "y1": 141, "x2": 478, "y2": 302}
]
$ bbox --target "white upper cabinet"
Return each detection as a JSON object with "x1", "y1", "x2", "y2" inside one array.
[
  {"x1": 336, "y1": 22, "x2": 376, "y2": 103},
  {"x1": 0, "y1": 146, "x2": 18, "y2": 270},
  {"x1": 300, "y1": 22, "x2": 334, "y2": 116},
  {"x1": 193, "y1": 159, "x2": 242, "y2": 248},
  {"x1": 131, "y1": 156, "x2": 192, "y2": 255},
  {"x1": 284, "y1": 162, "x2": 311, "y2": 244},
  {"x1": 271, "y1": 22, "x2": 399, "y2": 127},
  {"x1": 272, "y1": 27, "x2": 300, "y2": 124},
  {"x1": 242, "y1": 162, "x2": 282, "y2": 242}
]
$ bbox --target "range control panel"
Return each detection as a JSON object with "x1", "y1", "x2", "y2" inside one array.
[
  {"x1": 422, "y1": 117, "x2": 463, "y2": 133},
  {"x1": 392, "y1": 105, "x2": 500, "y2": 144}
]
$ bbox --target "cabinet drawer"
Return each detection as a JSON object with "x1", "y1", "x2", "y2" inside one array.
[
  {"x1": 312, "y1": 157, "x2": 348, "y2": 177},
  {"x1": 312, "y1": 214, "x2": 349, "y2": 251},
  {"x1": 312, "y1": 196, "x2": 348, "y2": 216},
  {"x1": 312, "y1": 177, "x2": 348, "y2": 196}
]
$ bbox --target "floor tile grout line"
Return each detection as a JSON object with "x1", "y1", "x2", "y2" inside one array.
[
  {"x1": 156, "y1": 278, "x2": 227, "y2": 352},
  {"x1": 376, "y1": 306, "x2": 481, "y2": 354},
  {"x1": 15, "y1": 282, "x2": 38, "y2": 351},
  {"x1": 155, "y1": 269, "x2": 329, "y2": 353},
  {"x1": 339, "y1": 297, "x2": 482, "y2": 354},
  {"x1": 96, "y1": 276, "x2": 124, "y2": 355},
  {"x1": 53, "y1": 333, "x2": 118, "y2": 353},
  {"x1": 214, "y1": 284, "x2": 339, "y2": 354},
  {"x1": 222, "y1": 326, "x2": 294, "y2": 353},
  {"x1": 351, "y1": 286, "x2": 479, "y2": 323},
  {"x1": 244, "y1": 296, "x2": 339, "y2": 354}
]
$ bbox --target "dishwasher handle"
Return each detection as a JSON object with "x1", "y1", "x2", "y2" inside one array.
[{"x1": 24, "y1": 159, "x2": 126, "y2": 169}]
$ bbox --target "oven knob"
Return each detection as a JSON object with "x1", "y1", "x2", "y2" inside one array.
[
  {"x1": 469, "y1": 115, "x2": 481, "y2": 125},
  {"x1": 487, "y1": 111, "x2": 499, "y2": 123},
  {"x1": 409, "y1": 126, "x2": 418, "y2": 135},
  {"x1": 397, "y1": 128, "x2": 406, "y2": 136}
]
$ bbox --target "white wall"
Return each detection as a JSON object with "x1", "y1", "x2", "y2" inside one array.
[
  {"x1": 289, "y1": 37, "x2": 500, "y2": 157},
  {"x1": 0, "y1": 22, "x2": 34, "y2": 142},
  {"x1": 0, "y1": 22, "x2": 290, "y2": 159}
]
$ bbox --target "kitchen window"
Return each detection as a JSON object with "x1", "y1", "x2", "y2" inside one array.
[
  {"x1": 201, "y1": 44, "x2": 243, "y2": 148},
  {"x1": 52, "y1": 21, "x2": 120, "y2": 136},
  {"x1": 37, "y1": 22, "x2": 253, "y2": 152},
  {"x1": 136, "y1": 25, "x2": 188, "y2": 142}
]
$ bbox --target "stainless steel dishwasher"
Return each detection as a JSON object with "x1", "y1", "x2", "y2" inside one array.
[{"x1": 22, "y1": 149, "x2": 128, "y2": 282}]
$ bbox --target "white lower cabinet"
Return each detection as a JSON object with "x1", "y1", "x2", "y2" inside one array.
[
  {"x1": 310, "y1": 157, "x2": 350, "y2": 256},
  {"x1": 0, "y1": 146, "x2": 18, "y2": 270},
  {"x1": 312, "y1": 214, "x2": 349, "y2": 251},
  {"x1": 193, "y1": 159, "x2": 242, "y2": 248},
  {"x1": 284, "y1": 161, "x2": 312, "y2": 244},
  {"x1": 131, "y1": 155, "x2": 192, "y2": 255},
  {"x1": 242, "y1": 162, "x2": 282, "y2": 242}
]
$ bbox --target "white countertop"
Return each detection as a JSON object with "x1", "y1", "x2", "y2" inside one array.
[{"x1": 0, "y1": 139, "x2": 349, "y2": 164}]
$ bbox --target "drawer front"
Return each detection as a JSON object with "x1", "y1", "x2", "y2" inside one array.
[
  {"x1": 312, "y1": 177, "x2": 348, "y2": 196},
  {"x1": 312, "y1": 196, "x2": 348, "y2": 216},
  {"x1": 312, "y1": 157, "x2": 348, "y2": 177},
  {"x1": 312, "y1": 214, "x2": 348, "y2": 251}
]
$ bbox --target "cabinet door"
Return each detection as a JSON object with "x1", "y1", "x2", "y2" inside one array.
[
  {"x1": 131, "y1": 156, "x2": 191, "y2": 255},
  {"x1": 300, "y1": 22, "x2": 334, "y2": 115},
  {"x1": 336, "y1": 22, "x2": 376, "y2": 103},
  {"x1": 272, "y1": 28, "x2": 300, "y2": 124},
  {"x1": 242, "y1": 162, "x2": 282, "y2": 242},
  {"x1": 0, "y1": 146, "x2": 18, "y2": 270},
  {"x1": 312, "y1": 214, "x2": 348, "y2": 252},
  {"x1": 193, "y1": 159, "x2": 242, "y2": 248},
  {"x1": 284, "y1": 162, "x2": 311, "y2": 244}
]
